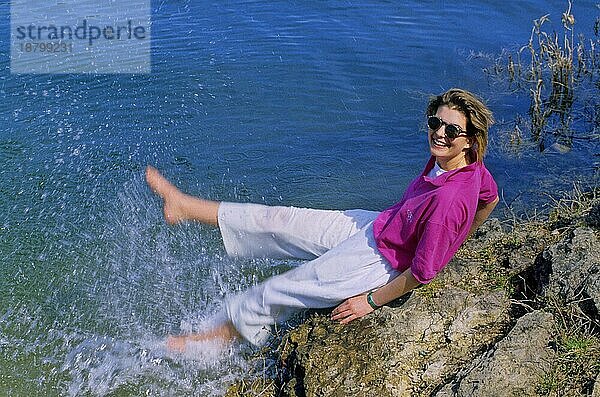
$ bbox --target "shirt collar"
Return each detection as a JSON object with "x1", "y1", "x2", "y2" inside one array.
[{"x1": 422, "y1": 156, "x2": 480, "y2": 186}]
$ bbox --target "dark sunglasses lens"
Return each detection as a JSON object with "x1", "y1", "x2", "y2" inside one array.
[
  {"x1": 427, "y1": 116, "x2": 442, "y2": 130},
  {"x1": 445, "y1": 124, "x2": 460, "y2": 139}
]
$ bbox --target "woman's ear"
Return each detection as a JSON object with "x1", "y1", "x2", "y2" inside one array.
[{"x1": 462, "y1": 137, "x2": 474, "y2": 150}]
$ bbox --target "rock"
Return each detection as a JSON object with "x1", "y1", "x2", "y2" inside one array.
[
  {"x1": 468, "y1": 217, "x2": 504, "y2": 242},
  {"x1": 543, "y1": 227, "x2": 600, "y2": 313},
  {"x1": 586, "y1": 202, "x2": 600, "y2": 228},
  {"x1": 276, "y1": 282, "x2": 511, "y2": 396},
  {"x1": 434, "y1": 310, "x2": 556, "y2": 397},
  {"x1": 593, "y1": 373, "x2": 600, "y2": 397},
  {"x1": 458, "y1": 218, "x2": 553, "y2": 276},
  {"x1": 542, "y1": 141, "x2": 572, "y2": 154}
]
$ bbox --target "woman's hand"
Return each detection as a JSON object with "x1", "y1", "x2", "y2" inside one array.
[
  {"x1": 331, "y1": 294, "x2": 374, "y2": 324},
  {"x1": 331, "y1": 268, "x2": 420, "y2": 325}
]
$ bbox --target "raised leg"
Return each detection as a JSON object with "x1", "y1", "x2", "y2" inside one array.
[
  {"x1": 145, "y1": 165, "x2": 220, "y2": 226},
  {"x1": 218, "y1": 202, "x2": 380, "y2": 260}
]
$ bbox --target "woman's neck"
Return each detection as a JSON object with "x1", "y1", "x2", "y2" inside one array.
[{"x1": 436, "y1": 153, "x2": 469, "y2": 171}]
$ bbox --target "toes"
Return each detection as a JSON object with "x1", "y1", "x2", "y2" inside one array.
[
  {"x1": 145, "y1": 165, "x2": 160, "y2": 188},
  {"x1": 145, "y1": 166, "x2": 170, "y2": 195},
  {"x1": 145, "y1": 165, "x2": 157, "y2": 178}
]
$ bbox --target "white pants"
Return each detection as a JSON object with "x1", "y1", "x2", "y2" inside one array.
[{"x1": 218, "y1": 202, "x2": 399, "y2": 346}]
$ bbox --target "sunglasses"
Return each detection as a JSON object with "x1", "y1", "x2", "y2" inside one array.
[{"x1": 427, "y1": 116, "x2": 469, "y2": 140}]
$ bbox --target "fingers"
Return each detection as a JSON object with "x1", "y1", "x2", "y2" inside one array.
[
  {"x1": 339, "y1": 313, "x2": 357, "y2": 325},
  {"x1": 331, "y1": 301, "x2": 347, "y2": 314},
  {"x1": 331, "y1": 309, "x2": 356, "y2": 324},
  {"x1": 330, "y1": 307, "x2": 350, "y2": 321},
  {"x1": 330, "y1": 295, "x2": 374, "y2": 324},
  {"x1": 331, "y1": 300, "x2": 352, "y2": 318},
  {"x1": 331, "y1": 308, "x2": 359, "y2": 324},
  {"x1": 330, "y1": 302, "x2": 349, "y2": 319}
]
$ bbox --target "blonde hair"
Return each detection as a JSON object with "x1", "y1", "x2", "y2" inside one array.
[{"x1": 426, "y1": 88, "x2": 494, "y2": 161}]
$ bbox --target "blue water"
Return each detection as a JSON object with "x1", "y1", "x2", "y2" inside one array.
[{"x1": 1, "y1": 1, "x2": 599, "y2": 395}]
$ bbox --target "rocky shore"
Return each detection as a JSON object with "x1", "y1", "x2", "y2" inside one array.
[{"x1": 226, "y1": 189, "x2": 600, "y2": 397}]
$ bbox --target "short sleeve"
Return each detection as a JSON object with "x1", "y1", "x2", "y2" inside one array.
[
  {"x1": 479, "y1": 165, "x2": 498, "y2": 204},
  {"x1": 410, "y1": 221, "x2": 459, "y2": 284}
]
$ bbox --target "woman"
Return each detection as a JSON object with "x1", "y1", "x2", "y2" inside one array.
[{"x1": 146, "y1": 88, "x2": 499, "y2": 351}]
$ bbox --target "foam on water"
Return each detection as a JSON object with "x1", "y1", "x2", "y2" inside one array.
[
  {"x1": 64, "y1": 176, "x2": 266, "y2": 395},
  {"x1": 60, "y1": 331, "x2": 249, "y2": 396},
  {"x1": 1, "y1": 173, "x2": 274, "y2": 396}
]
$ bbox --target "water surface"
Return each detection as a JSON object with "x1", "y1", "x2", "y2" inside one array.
[{"x1": 1, "y1": 1, "x2": 598, "y2": 395}]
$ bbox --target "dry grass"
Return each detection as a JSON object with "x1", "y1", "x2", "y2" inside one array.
[
  {"x1": 547, "y1": 183, "x2": 600, "y2": 230},
  {"x1": 486, "y1": 1, "x2": 600, "y2": 153},
  {"x1": 536, "y1": 296, "x2": 600, "y2": 396}
]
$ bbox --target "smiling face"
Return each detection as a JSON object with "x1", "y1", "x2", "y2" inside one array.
[{"x1": 428, "y1": 105, "x2": 473, "y2": 170}]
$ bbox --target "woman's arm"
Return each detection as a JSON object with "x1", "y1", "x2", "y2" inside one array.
[
  {"x1": 330, "y1": 266, "x2": 421, "y2": 324},
  {"x1": 332, "y1": 197, "x2": 499, "y2": 324},
  {"x1": 467, "y1": 196, "x2": 499, "y2": 237}
]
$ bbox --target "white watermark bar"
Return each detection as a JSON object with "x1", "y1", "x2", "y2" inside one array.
[{"x1": 10, "y1": 0, "x2": 151, "y2": 74}]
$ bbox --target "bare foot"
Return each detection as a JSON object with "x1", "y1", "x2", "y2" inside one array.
[
  {"x1": 166, "y1": 335, "x2": 188, "y2": 352},
  {"x1": 145, "y1": 165, "x2": 220, "y2": 226},
  {"x1": 165, "y1": 322, "x2": 242, "y2": 353},
  {"x1": 145, "y1": 166, "x2": 189, "y2": 225}
]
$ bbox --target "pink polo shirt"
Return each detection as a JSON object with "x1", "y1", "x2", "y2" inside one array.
[{"x1": 373, "y1": 157, "x2": 498, "y2": 284}]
